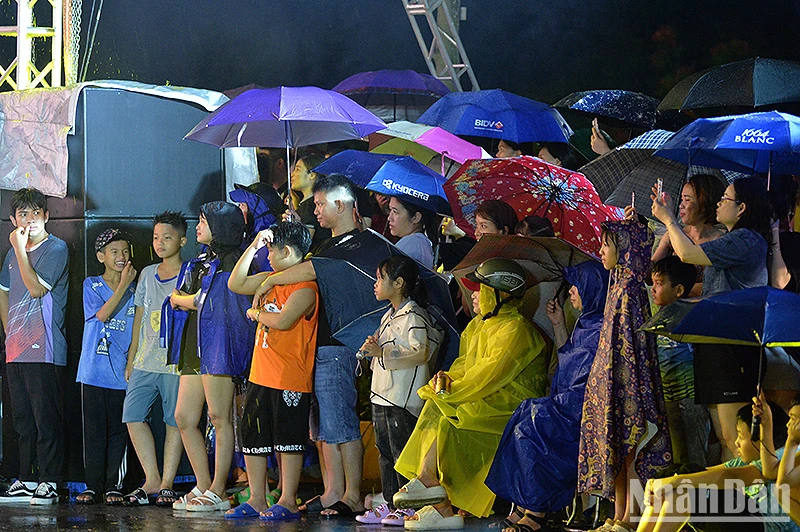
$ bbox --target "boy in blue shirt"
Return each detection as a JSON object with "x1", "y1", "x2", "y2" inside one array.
[
  {"x1": 75, "y1": 229, "x2": 137, "y2": 505},
  {"x1": 0, "y1": 188, "x2": 69, "y2": 505},
  {"x1": 121, "y1": 211, "x2": 186, "y2": 507}
]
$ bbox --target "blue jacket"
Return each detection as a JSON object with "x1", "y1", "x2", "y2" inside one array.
[{"x1": 160, "y1": 253, "x2": 255, "y2": 377}]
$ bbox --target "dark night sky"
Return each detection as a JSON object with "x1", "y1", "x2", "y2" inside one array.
[{"x1": 7, "y1": 0, "x2": 800, "y2": 102}]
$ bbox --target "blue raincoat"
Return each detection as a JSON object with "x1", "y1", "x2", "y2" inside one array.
[
  {"x1": 160, "y1": 201, "x2": 255, "y2": 377},
  {"x1": 485, "y1": 260, "x2": 609, "y2": 512}
]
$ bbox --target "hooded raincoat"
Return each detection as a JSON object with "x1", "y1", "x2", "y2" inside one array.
[
  {"x1": 393, "y1": 284, "x2": 548, "y2": 518},
  {"x1": 229, "y1": 182, "x2": 285, "y2": 273},
  {"x1": 160, "y1": 202, "x2": 256, "y2": 377},
  {"x1": 485, "y1": 260, "x2": 609, "y2": 512},
  {"x1": 577, "y1": 220, "x2": 672, "y2": 500}
]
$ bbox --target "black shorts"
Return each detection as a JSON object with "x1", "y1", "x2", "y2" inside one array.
[
  {"x1": 693, "y1": 344, "x2": 764, "y2": 404},
  {"x1": 240, "y1": 383, "x2": 310, "y2": 455}
]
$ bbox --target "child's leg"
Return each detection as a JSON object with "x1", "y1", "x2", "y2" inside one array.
[
  {"x1": 7, "y1": 363, "x2": 39, "y2": 485},
  {"x1": 174, "y1": 375, "x2": 211, "y2": 492},
  {"x1": 81, "y1": 383, "x2": 109, "y2": 495},
  {"x1": 241, "y1": 454, "x2": 269, "y2": 512},
  {"x1": 202, "y1": 374, "x2": 235, "y2": 497},
  {"x1": 161, "y1": 425, "x2": 183, "y2": 490},
  {"x1": 127, "y1": 422, "x2": 162, "y2": 492},
  {"x1": 275, "y1": 452, "x2": 303, "y2": 512},
  {"x1": 123, "y1": 369, "x2": 163, "y2": 493},
  {"x1": 27, "y1": 363, "x2": 64, "y2": 486},
  {"x1": 384, "y1": 406, "x2": 418, "y2": 505},
  {"x1": 372, "y1": 405, "x2": 397, "y2": 505},
  {"x1": 103, "y1": 389, "x2": 128, "y2": 498}
]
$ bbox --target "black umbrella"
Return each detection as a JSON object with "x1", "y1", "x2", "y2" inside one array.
[
  {"x1": 658, "y1": 57, "x2": 800, "y2": 112},
  {"x1": 553, "y1": 89, "x2": 660, "y2": 129},
  {"x1": 311, "y1": 229, "x2": 460, "y2": 371}
]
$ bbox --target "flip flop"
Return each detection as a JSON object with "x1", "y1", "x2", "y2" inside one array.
[
  {"x1": 186, "y1": 489, "x2": 231, "y2": 512},
  {"x1": 76, "y1": 489, "x2": 98, "y2": 505},
  {"x1": 225, "y1": 502, "x2": 260, "y2": 519},
  {"x1": 156, "y1": 488, "x2": 177, "y2": 507},
  {"x1": 122, "y1": 488, "x2": 149, "y2": 506},
  {"x1": 260, "y1": 503, "x2": 302, "y2": 521},
  {"x1": 323, "y1": 500, "x2": 356, "y2": 518},
  {"x1": 302, "y1": 495, "x2": 324, "y2": 513},
  {"x1": 105, "y1": 490, "x2": 125, "y2": 506}
]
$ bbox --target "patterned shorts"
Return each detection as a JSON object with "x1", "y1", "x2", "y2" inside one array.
[{"x1": 240, "y1": 383, "x2": 310, "y2": 455}]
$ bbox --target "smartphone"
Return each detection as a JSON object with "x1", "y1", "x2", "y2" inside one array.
[
  {"x1": 656, "y1": 178, "x2": 663, "y2": 200},
  {"x1": 631, "y1": 191, "x2": 636, "y2": 208},
  {"x1": 593, "y1": 118, "x2": 599, "y2": 131}
]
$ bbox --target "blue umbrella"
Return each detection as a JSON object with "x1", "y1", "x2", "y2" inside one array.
[
  {"x1": 417, "y1": 89, "x2": 573, "y2": 143},
  {"x1": 313, "y1": 150, "x2": 453, "y2": 216},
  {"x1": 654, "y1": 111, "x2": 800, "y2": 175},
  {"x1": 553, "y1": 90, "x2": 660, "y2": 129},
  {"x1": 310, "y1": 229, "x2": 460, "y2": 371}
]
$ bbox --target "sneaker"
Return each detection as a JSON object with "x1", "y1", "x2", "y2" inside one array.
[
  {"x1": 30, "y1": 483, "x2": 58, "y2": 506},
  {"x1": 0, "y1": 480, "x2": 34, "y2": 504}
]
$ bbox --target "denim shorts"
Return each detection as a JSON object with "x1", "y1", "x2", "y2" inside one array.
[
  {"x1": 310, "y1": 345, "x2": 361, "y2": 444},
  {"x1": 122, "y1": 369, "x2": 180, "y2": 427}
]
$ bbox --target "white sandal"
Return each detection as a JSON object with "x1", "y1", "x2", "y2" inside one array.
[
  {"x1": 185, "y1": 489, "x2": 231, "y2": 512},
  {"x1": 393, "y1": 478, "x2": 447, "y2": 509},
  {"x1": 172, "y1": 486, "x2": 203, "y2": 511},
  {"x1": 404, "y1": 505, "x2": 464, "y2": 530}
]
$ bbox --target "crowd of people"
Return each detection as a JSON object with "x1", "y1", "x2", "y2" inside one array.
[{"x1": 0, "y1": 130, "x2": 799, "y2": 532}]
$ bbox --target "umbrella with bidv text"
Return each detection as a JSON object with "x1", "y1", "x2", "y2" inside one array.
[
  {"x1": 310, "y1": 229, "x2": 460, "y2": 371},
  {"x1": 444, "y1": 156, "x2": 622, "y2": 257},
  {"x1": 641, "y1": 286, "x2": 800, "y2": 439},
  {"x1": 654, "y1": 111, "x2": 800, "y2": 177},
  {"x1": 313, "y1": 149, "x2": 452, "y2": 216},
  {"x1": 417, "y1": 89, "x2": 573, "y2": 143},
  {"x1": 184, "y1": 86, "x2": 387, "y2": 192}
]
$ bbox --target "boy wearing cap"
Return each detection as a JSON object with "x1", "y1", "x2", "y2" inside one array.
[
  {"x1": 0, "y1": 188, "x2": 69, "y2": 505},
  {"x1": 75, "y1": 228, "x2": 137, "y2": 505}
]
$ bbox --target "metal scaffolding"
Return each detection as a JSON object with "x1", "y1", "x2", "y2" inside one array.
[{"x1": 401, "y1": 0, "x2": 479, "y2": 92}]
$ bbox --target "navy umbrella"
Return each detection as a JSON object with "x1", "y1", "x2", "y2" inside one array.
[
  {"x1": 659, "y1": 58, "x2": 800, "y2": 112},
  {"x1": 332, "y1": 69, "x2": 450, "y2": 123},
  {"x1": 654, "y1": 111, "x2": 800, "y2": 175},
  {"x1": 417, "y1": 89, "x2": 573, "y2": 143},
  {"x1": 553, "y1": 90, "x2": 660, "y2": 129},
  {"x1": 311, "y1": 229, "x2": 460, "y2": 371},
  {"x1": 642, "y1": 286, "x2": 800, "y2": 439},
  {"x1": 313, "y1": 149, "x2": 453, "y2": 216}
]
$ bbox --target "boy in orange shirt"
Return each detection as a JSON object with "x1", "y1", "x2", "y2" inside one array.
[{"x1": 226, "y1": 221, "x2": 318, "y2": 520}]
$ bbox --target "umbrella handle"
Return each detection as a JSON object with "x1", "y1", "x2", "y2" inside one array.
[{"x1": 751, "y1": 347, "x2": 765, "y2": 442}]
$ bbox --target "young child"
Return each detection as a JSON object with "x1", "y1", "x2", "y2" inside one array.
[
  {"x1": 639, "y1": 401, "x2": 795, "y2": 532},
  {"x1": 772, "y1": 394, "x2": 800, "y2": 526},
  {"x1": 355, "y1": 255, "x2": 443, "y2": 526},
  {"x1": 0, "y1": 188, "x2": 69, "y2": 505},
  {"x1": 121, "y1": 211, "x2": 187, "y2": 507},
  {"x1": 162, "y1": 201, "x2": 255, "y2": 512},
  {"x1": 578, "y1": 220, "x2": 672, "y2": 532},
  {"x1": 76, "y1": 228, "x2": 137, "y2": 505},
  {"x1": 650, "y1": 256, "x2": 711, "y2": 468},
  {"x1": 225, "y1": 221, "x2": 318, "y2": 520}
]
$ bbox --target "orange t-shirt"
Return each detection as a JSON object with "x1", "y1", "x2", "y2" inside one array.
[{"x1": 248, "y1": 281, "x2": 319, "y2": 393}]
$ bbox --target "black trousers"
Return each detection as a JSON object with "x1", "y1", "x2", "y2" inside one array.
[
  {"x1": 372, "y1": 404, "x2": 418, "y2": 507},
  {"x1": 6, "y1": 363, "x2": 64, "y2": 483},
  {"x1": 81, "y1": 384, "x2": 127, "y2": 493}
]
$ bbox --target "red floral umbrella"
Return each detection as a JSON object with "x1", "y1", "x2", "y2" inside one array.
[{"x1": 444, "y1": 156, "x2": 622, "y2": 257}]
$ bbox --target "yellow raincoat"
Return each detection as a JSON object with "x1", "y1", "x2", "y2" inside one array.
[{"x1": 394, "y1": 284, "x2": 548, "y2": 517}]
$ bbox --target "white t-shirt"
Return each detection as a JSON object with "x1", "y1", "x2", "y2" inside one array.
[{"x1": 395, "y1": 232, "x2": 434, "y2": 269}]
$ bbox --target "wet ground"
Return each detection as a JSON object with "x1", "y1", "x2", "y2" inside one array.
[{"x1": 0, "y1": 504, "x2": 513, "y2": 531}]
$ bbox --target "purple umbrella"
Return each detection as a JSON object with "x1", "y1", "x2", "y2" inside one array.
[
  {"x1": 184, "y1": 86, "x2": 387, "y2": 190},
  {"x1": 333, "y1": 69, "x2": 450, "y2": 123}
]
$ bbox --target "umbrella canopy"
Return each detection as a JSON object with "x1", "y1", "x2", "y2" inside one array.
[
  {"x1": 452, "y1": 234, "x2": 595, "y2": 288},
  {"x1": 368, "y1": 120, "x2": 491, "y2": 166},
  {"x1": 184, "y1": 86, "x2": 387, "y2": 149},
  {"x1": 313, "y1": 150, "x2": 452, "y2": 215},
  {"x1": 417, "y1": 89, "x2": 573, "y2": 143},
  {"x1": 580, "y1": 129, "x2": 745, "y2": 216},
  {"x1": 641, "y1": 286, "x2": 800, "y2": 347},
  {"x1": 310, "y1": 229, "x2": 460, "y2": 370},
  {"x1": 445, "y1": 156, "x2": 621, "y2": 257},
  {"x1": 654, "y1": 111, "x2": 800, "y2": 175},
  {"x1": 332, "y1": 69, "x2": 450, "y2": 123},
  {"x1": 553, "y1": 90, "x2": 660, "y2": 129},
  {"x1": 659, "y1": 58, "x2": 800, "y2": 112}
]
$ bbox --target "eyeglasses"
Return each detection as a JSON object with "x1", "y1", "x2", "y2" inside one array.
[{"x1": 719, "y1": 195, "x2": 742, "y2": 204}]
